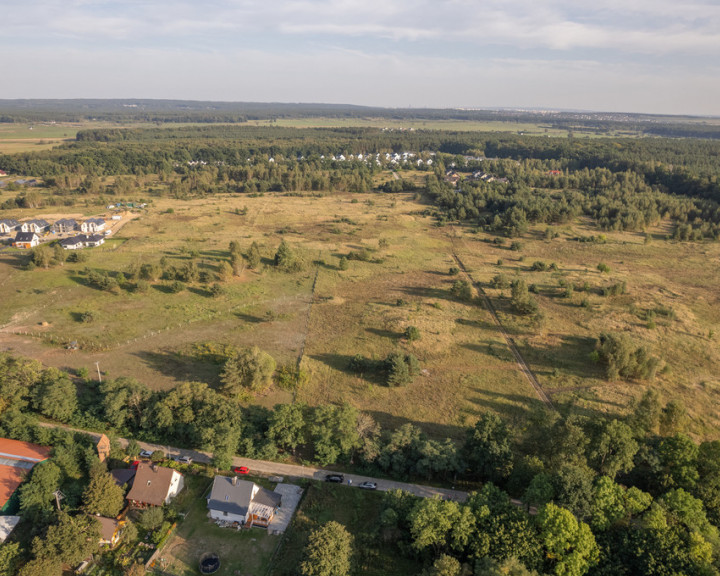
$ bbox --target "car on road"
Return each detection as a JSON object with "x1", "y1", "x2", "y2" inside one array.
[
  {"x1": 357, "y1": 481, "x2": 377, "y2": 490},
  {"x1": 324, "y1": 474, "x2": 344, "y2": 483},
  {"x1": 139, "y1": 450, "x2": 153, "y2": 458},
  {"x1": 232, "y1": 466, "x2": 249, "y2": 475},
  {"x1": 173, "y1": 455, "x2": 193, "y2": 464}
]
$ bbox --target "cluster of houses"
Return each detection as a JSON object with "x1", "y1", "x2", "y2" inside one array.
[
  {"x1": 110, "y1": 460, "x2": 281, "y2": 532},
  {"x1": 104, "y1": 449, "x2": 282, "y2": 545},
  {"x1": 0, "y1": 217, "x2": 108, "y2": 250},
  {"x1": 443, "y1": 170, "x2": 509, "y2": 187}
]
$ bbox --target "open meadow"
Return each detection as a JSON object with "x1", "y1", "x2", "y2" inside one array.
[{"x1": 1, "y1": 188, "x2": 719, "y2": 439}]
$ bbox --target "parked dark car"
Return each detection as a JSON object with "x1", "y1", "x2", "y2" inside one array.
[{"x1": 325, "y1": 474, "x2": 344, "y2": 483}]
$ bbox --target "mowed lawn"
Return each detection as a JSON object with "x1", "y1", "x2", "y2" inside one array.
[
  {"x1": 160, "y1": 474, "x2": 278, "y2": 576},
  {"x1": 269, "y1": 482, "x2": 422, "y2": 576}
]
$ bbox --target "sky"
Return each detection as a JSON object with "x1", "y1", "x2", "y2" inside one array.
[{"x1": 1, "y1": 0, "x2": 719, "y2": 115}]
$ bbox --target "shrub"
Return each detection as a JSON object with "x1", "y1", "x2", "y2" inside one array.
[
  {"x1": 67, "y1": 250, "x2": 88, "y2": 263},
  {"x1": 531, "y1": 261, "x2": 548, "y2": 271},
  {"x1": 492, "y1": 274, "x2": 510, "y2": 289},
  {"x1": 511, "y1": 279, "x2": 539, "y2": 315},
  {"x1": 384, "y1": 353, "x2": 417, "y2": 387},
  {"x1": 338, "y1": 256, "x2": 349, "y2": 271},
  {"x1": 594, "y1": 332, "x2": 660, "y2": 381},
  {"x1": 80, "y1": 311, "x2": 95, "y2": 323},
  {"x1": 169, "y1": 280, "x2": 185, "y2": 293},
  {"x1": 597, "y1": 263, "x2": 611, "y2": 273},
  {"x1": 404, "y1": 326, "x2": 421, "y2": 342},
  {"x1": 510, "y1": 241, "x2": 522, "y2": 251},
  {"x1": 448, "y1": 266, "x2": 460, "y2": 276},
  {"x1": 450, "y1": 280, "x2": 472, "y2": 301}
]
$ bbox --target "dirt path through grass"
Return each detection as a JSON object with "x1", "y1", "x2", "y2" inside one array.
[{"x1": 449, "y1": 229, "x2": 554, "y2": 409}]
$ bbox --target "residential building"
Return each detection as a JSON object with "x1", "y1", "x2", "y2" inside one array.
[
  {"x1": 207, "y1": 476, "x2": 281, "y2": 528},
  {"x1": 96, "y1": 516, "x2": 126, "y2": 548},
  {"x1": 52, "y1": 218, "x2": 78, "y2": 234},
  {"x1": 13, "y1": 232, "x2": 39, "y2": 249},
  {"x1": 81, "y1": 218, "x2": 106, "y2": 233},
  {"x1": 0, "y1": 219, "x2": 18, "y2": 234},
  {"x1": 126, "y1": 463, "x2": 184, "y2": 507},
  {"x1": 20, "y1": 219, "x2": 50, "y2": 233}
]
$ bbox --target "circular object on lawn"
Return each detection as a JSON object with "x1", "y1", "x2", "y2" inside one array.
[{"x1": 199, "y1": 552, "x2": 221, "y2": 574}]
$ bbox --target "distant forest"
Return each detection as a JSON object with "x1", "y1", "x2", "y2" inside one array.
[
  {"x1": 1, "y1": 99, "x2": 720, "y2": 138},
  {"x1": 1, "y1": 123, "x2": 719, "y2": 240}
]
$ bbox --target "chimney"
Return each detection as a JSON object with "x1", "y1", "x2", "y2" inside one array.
[{"x1": 232, "y1": 476, "x2": 237, "y2": 486}]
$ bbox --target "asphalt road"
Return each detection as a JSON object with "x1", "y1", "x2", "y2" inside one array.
[{"x1": 39, "y1": 422, "x2": 469, "y2": 502}]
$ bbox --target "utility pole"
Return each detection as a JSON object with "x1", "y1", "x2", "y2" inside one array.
[
  {"x1": 52, "y1": 489, "x2": 65, "y2": 511},
  {"x1": 95, "y1": 362, "x2": 102, "y2": 383}
]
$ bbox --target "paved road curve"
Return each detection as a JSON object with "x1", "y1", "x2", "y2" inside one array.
[{"x1": 39, "y1": 422, "x2": 469, "y2": 502}]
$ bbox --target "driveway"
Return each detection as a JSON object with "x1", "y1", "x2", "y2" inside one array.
[{"x1": 270, "y1": 483, "x2": 303, "y2": 534}]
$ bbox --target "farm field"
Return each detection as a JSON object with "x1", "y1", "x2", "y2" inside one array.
[
  {"x1": 1, "y1": 191, "x2": 719, "y2": 438},
  {"x1": 247, "y1": 117, "x2": 626, "y2": 137}
]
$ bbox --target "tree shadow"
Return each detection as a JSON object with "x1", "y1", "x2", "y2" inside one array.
[
  {"x1": 0, "y1": 252, "x2": 30, "y2": 270},
  {"x1": 235, "y1": 312, "x2": 265, "y2": 324},
  {"x1": 365, "y1": 327, "x2": 401, "y2": 340},
  {"x1": 187, "y1": 286, "x2": 212, "y2": 298},
  {"x1": 455, "y1": 318, "x2": 500, "y2": 331},
  {"x1": 365, "y1": 410, "x2": 466, "y2": 441},
  {"x1": 515, "y1": 334, "x2": 602, "y2": 380},
  {"x1": 400, "y1": 285, "x2": 454, "y2": 301},
  {"x1": 152, "y1": 284, "x2": 175, "y2": 294},
  {"x1": 309, "y1": 353, "x2": 386, "y2": 385},
  {"x1": 132, "y1": 350, "x2": 223, "y2": 385}
]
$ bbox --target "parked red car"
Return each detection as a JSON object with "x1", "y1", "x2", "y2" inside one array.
[
  {"x1": 130, "y1": 460, "x2": 140, "y2": 470},
  {"x1": 232, "y1": 466, "x2": 250, "y2": 475}
]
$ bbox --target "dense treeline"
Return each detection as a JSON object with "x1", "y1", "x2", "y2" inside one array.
[
  {"x1": 2, "y1": 125, "x2": 720, "y2": 236},
  {"x1": 1, "y1": 351, "x2": 719, "y2": 575},
  {"x1": 2, "y1": 100, "x2": 720, "y2": 139}
]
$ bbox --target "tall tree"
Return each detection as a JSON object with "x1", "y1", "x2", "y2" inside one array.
[
  {"x1": 464, "y1": 412, "x2": 514, "y2": 482},
  {"x1": 300, "y1": 521, "x2": 353, "y2": 576},
  {"x1": 220, "y1": 346, "x2": 276, "y2": 397},
  {"x1": 31, "y1": 368, "x2": 77, "y2": 422},
  {"x1": 82, "y1": 463, "x2": 125, "y2": 517},
  {"x1": 536, "y1": 503, "x2": 599, "y2": 576}
]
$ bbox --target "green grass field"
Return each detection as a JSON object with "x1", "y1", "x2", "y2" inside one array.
[
  {"x1": 161, "y1": 475, "x2": 278, "y2": 576},
  {"x1": 269, "y1": 482, "x2": 422, "y2": 576},
  {"x1": 1, "y1": 188, "x2": 718, "y2": 439}
]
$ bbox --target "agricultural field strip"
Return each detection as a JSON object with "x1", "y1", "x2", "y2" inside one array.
[{"x1": 449, "y1": 229, "x2": 554, "y2": 408}]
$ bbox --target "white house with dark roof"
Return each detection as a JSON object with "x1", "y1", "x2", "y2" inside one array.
[
  {"x1": 13, "y1": 232, "x2": 39, "y2": 249},
  {"x1": 20, "y1": 219, "x2": 50, "y2": 233},
  {"x1": 0, "y1": 219, "x2": 18, "y2": 234},
  {"x1": 60, "y1": 234, "x2": 105, "y2": 249},
  {"x1": 81, "y1": 218, "x2": 106, "y2": 233},
  {"x1": 207, "y1": 476, "x2": 281, "y2": 527}
]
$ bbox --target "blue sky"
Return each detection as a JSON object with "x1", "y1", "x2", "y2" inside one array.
[{"x1": 2, "y1": 0, "x2": 719, "y2": 115}]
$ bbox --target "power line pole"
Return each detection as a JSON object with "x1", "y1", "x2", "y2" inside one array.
[
  {"x1": 95, "y1": 361, "x2": 102, "y2": 383},
  {"x1": 52, "y1": 489, "x2": 64, "y2": 511}
]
